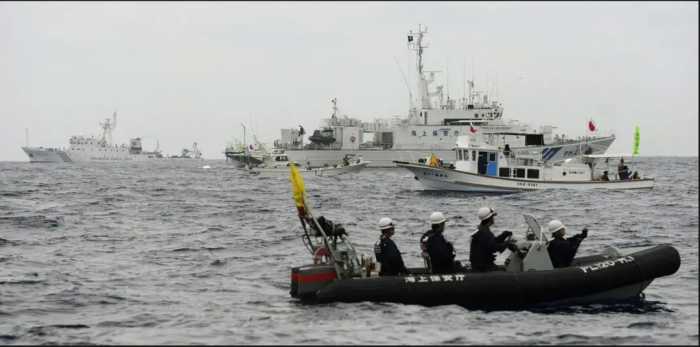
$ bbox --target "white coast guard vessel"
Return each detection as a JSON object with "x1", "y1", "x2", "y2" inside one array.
[
  {"x1": 22, "y1": 112, "x2": 164, "y2": 163},
  {"x1": 395, "y1": 135, "x2": 654, "y2": 193},
  {"x1": 276, "y1": 25, "x2": 615, "y2": 168}
]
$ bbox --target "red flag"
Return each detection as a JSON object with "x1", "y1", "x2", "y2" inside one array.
[
  {"x1": 588, "y1": 120, "x2": 596, "y2": 132},
  {"x1": 469, "y1": 125, "x2": 477, "y2": 133}
]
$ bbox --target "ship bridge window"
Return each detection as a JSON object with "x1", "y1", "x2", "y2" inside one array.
[
  {"x1": 443, "y1": 130, "x2": 448, "y2": 136},
  {"x1": 411, "y1": 130, "x2": 416, "y2": 136},
  {"x1": 489, "y1": 153, "x2": 496, "y2": 161},
  {"x1": 527, "y1": 169, "x2": 540, "y2": 179},
  {"x1": 499, "y1": 168, "x2": 510, "y2": 177},
  {"x1": 471, "y1": 151, "x2": 476, "y2": 161},
  {"x1": 433, "y1": 130, "x2": 438, "y2": 136},
  {"x1": 457, "y1": 150, "x2": 463, "y2": 160},
  {"x1": 514, "y1": 168, "x2": 526, "y2": 178}
]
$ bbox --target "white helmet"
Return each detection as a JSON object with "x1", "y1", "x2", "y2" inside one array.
[
  {"x1": 379, "y1": 217, "x2": 394, "y2": 230},
  {"x1": 478, "y1": 207, "x2": 496, "y2": 221},
  {"x1": 548, "y1": 220, "x2": 566, "y2": 234},
  {"x1": 430, "y1": 212, "x2": 446, "y2": 225}
]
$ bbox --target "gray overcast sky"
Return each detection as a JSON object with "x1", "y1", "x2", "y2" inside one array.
[{"x1": 1, "y1": 1, "x2": 697, "y2": 161}]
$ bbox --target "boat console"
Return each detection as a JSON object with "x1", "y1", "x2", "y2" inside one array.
[{"x1": 504, "y1": 214, "x2": 554, "y2": 272}]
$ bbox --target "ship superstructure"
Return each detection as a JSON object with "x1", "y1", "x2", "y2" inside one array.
[{"x1": 275, "y1": 25, "x2": 615, "y2": 168}]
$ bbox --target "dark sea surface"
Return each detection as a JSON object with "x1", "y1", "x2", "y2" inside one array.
[{"x1": 0, "y1": 157, "x2": 697, "y2": 345}]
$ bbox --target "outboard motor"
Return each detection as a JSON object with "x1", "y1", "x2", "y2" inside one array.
[
  {"x1": 310, "y1": 216, "x2": 347, "y2": 239},
  {"x1": 290, "y1": 264, "x2": 337, "y2": 300}
]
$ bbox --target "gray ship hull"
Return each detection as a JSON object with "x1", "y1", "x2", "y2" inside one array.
[
  {"x1": 21, "y1": 146, "x2": 162, "y2": 163},
  {"x1": 285, "y1": 136, "x2": 616, "y2": 168}
]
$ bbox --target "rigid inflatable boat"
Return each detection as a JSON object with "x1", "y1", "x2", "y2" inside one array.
[
  {"x1": 291, "y1": 244, "x2": 679, "y2": 309},
  {"x1": 287, "y1": 165, "x2": 681, "y2": 309}
]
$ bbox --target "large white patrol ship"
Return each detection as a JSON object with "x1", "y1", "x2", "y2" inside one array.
[
  {"x1": 22, "y1": 112, "x2": 164, "y2": 163},
  {"x1": 275, "y1": 25, "x2": 615, "y2": 168}
]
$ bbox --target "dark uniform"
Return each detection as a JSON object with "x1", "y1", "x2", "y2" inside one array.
[
  {"x1": 547, "y1": 231, "x2": 587, "y2": 268},
  {"x1": 469, "y1": 224, "x2": 512, "y2": 272},
  {"x1": 420, "y1": 230, "x2": 456, "y2": 274},
  {"x1": 374, "y1": 235, "x2": 408, "y2": 276}
]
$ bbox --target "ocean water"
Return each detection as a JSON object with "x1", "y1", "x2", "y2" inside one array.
[{"x1": 0, "y1": 157, "x2": 697, "y2": 345}]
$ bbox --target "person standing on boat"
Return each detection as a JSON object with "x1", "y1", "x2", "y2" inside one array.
[
  {"x1": 503, "y1": 144, "x2": 512, "y2": 158},
  {"x1": 546, "y1": 220, "x2": 588, "y2": 268},
  {"x1": 469, "y1": 207, "x2": 516, "y2": 272},
  {"x1": 617, "y1": 158, "x2": 625, "y2": 180},
  {"x1": 374, "y1": 217, "x2": 409, "y2": 276},
  {"x1": 420, "y1": 212, "x2": 458, "y2": 274}
]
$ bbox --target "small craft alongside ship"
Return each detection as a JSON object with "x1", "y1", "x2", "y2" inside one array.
[
  {"x1": 224, "y1": 125, "x2": 269, "y2": 168},
  {"x1": 286, "y1": 165, "x2": 680, "y2": 309},
  {"x1": 169, "y1": 142, "x2": 203, "y2": 159},
  {"x1": 249, "y1": 151, "x2": 369, "y2": 177}
]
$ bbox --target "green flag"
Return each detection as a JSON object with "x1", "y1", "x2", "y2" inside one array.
[{"x1": 633, "y1": 126, "x2": 640, "y2": 156}]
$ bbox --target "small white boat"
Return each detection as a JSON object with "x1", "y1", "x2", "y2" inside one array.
[
  {"x1": 395, "y1": 135, "x2": 654, "y2": 193},
  {"x1": 249, "y1": 152, "x2": 370, "y2": 177}
]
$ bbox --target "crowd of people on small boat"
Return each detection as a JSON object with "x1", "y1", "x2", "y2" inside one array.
[{"x1": 373, "y1": 207, "x2": 589, "y2": 276}]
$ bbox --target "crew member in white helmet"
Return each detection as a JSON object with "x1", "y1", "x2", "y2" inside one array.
[
  {"x1": 420, "y1": 212, "x2": 458, "y2": 274},
  {"x1": 546, "y1": 220, "x2": 588, "y2": 268},
  {"x1": 374, "y1": 217, "x2": 408, "y2": 276},
  {"x1": 469, "y1": 207, "x2": 517, "y2": 272}
]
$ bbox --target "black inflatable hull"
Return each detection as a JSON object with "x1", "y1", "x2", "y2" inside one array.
[{"x1": 298, "y1": 245, "x2": 680, "y2": 309}]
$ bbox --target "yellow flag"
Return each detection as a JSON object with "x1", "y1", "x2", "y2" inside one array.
[
  {"x1": 289, "y1": 163, "x2": 306, "y2": 210},
  {"x1": 428, "y1": 153, "x2": 440, "y2": 167}
]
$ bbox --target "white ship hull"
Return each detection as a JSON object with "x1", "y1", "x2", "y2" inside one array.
[
  {"x1": 21, "y1": 147, "x2": 72, "y2": 163},
  {"x1": 396, "y1": 162, "x2": 655, "y2": 193},
  {"x1": 284, "y1": 136, "x2": 615, "y2": 168},
  {"x1": 22, "y1": 146, "x2": 161, "y2": 163}
]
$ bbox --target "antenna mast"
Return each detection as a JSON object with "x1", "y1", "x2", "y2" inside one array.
[
  {"x1": 241, "y1": 123, "x2": 247, "y2": 151},
  {"x1": 331, "y1": 97, "x2": 338, "y2": 118},
  {"x1": 462, "y1": 58, "x2": 466, "y2": 108},
  {"x1": 99, "y1": 112, "x2": 115, "y2": 145},
  {"x1": 408, "y1": 24, "x2": 430, "y2": 109},
  {"x1": 446, "y1": 59, "x2": 450, "y2": 106}
]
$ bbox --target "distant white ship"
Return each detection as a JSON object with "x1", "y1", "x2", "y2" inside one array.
[
  {"x1": 275, "y1": 25, "x2": 615, "y2": 168},
  {"x1": 22, "y1": 112, "x2": 164, "y2": 162}
]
